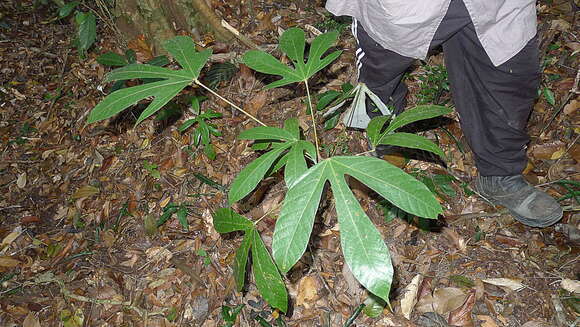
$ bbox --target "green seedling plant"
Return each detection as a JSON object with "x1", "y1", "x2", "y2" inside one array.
[
  {"x1": 142, "y1": 160, "x2": 160, "y2": 179},
  {"x1": 416, "y1": 64, "x2": 450, "y2": 105},
  {"x1": 213, "y1": 208, "x2": 288, "y2": 312},
  {"x1": 87, "y1": 28, "x2": 449, "y2": 314},
  {"x1": 179, "y1": 96, "x2": 222, "y2": 160},
  {"x1": 221, "y1": 304, "x2": 245, "y2": 327},
  {"x1": 157, "y1": 202, "x2": 192, "y2": 231}
]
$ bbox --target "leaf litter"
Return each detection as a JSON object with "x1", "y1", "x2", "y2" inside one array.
[{"x1": 0, "y1": 0, "x2": 578, "y2": 326}]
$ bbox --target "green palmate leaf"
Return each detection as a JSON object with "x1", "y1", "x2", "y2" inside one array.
[
  {"x1": 273, "y1": 156, "x2": 441, "y2": 300},
  {"x1": 284, "y1": 118, "x2": 300, "y2": 138},
  {"x1": 97, "y1": 52, "x2": 128, "y2": 67},
  {"x1": 317, "y1": 90, "x2": 341, "y2": 111},
  {"x1": 367, "y1": 116, "x2": 392, "y2": 146},
  {"x1": 284, "y1": 141, "x2": 312, "y2": 188},
  {"x1": 205, "y1": 62, "x2": 237, "y2": 89},
  {"x1": 377, "y1": 132, "x2": 445, "y2": 158},
  {"x1": 233, "y1": 233, "x2": 251, "y2": 291},
  {"x1": 243, "y1": 50, "x2": 301, "y2": 88},
  {"x1": 242, "y1": 28, "x2": 341, "y2": 89},
  {"x1": 212, "y1": 208, "x2": 287, "y2": 312},
  {"x1": 76, "y1": 12, "x2": 96, "y2": 53},
  {"x1": 383, "y1": 105, "x2": 452, "y2": 134},
  {"x1": 106, "y1": 64, "x2": 193, "y2": 81},
  {"x1": 163, "y1": 36, "x2": 212, "y2": 78},
  {"x1": 251, "y1": 228, "x2": 288, "y2": 313},
  {"x1": 228, "y1": 144, "x2": 290, "y2": 204},
  {"x1": 58, "y1": 1, "x2": 79, "y2": 18},
  {"x1": 330, "y1": 169, "x2": 392, "y2": 301},
  {"x1": 305, "y1": 30, "x2": 341, "y2": 76},
  {"x1": 230, "y1": 119, "x2": 316, "y2": 204},
  {"x1": 238, "y1": 126, "x2": 296, "y2": 142},
  {"x1": 272, "y1": 162, "x2": 328, "y2": 272},
  {"x1": 280, "y1": 28, "x2": 306, "y2": 74},
  {"x1": 134, "y1": 81, "x2": 190, "y2": 125},
  {"x1": 87, "y1": 79, "x2": 190, "y2": 124},
  {"x1": 146, "y1": 55, "x2": 170, "y2": 67},
  {"x1": 333, "y1": 157, "x2": 441, "y2": 218},
  {"x1": 212, "y1": 208, "x2": 253, "y2": 233},
  {"x1": 88, "y1": 36, "x2": 213, "y2": 125}
]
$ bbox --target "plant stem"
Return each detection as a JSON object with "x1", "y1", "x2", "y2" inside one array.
[
  {"x1": 305, "y1": 81, "x2": 321, "y2": 161},
  {"x1": 195, "y1": 80, "x2": 267, "y2": 126},
  {"x1": 343, "y1": 304, "x2": 365, "y2": 327},
  {"x1": 355, "y1": 149, "x2": 376, "y2": 156}
]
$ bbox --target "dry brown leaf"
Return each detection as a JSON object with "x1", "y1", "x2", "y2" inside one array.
[
  {"x1": 550, "y1": 19, "x2": 571, "y2": 31},
  {"x1": 145, "y1": 246, "x2": 173, "y2": 262},
  {"x1": 72, "y1": 185, "x2": 99, "y2": 200},
  {"x1": 447, "y1": 290, "x2": 475, "y2": 326},
  {"x1": 247, "y1": 90, "x2": 269, "y2": 117},
  {"x1": 382, "y1": 153, "x2": 407, "y2": 168},
  {"x1": 23, "y1": 313, "x2": 41, "y2": 327},
  {"x1": 560, "y1": 278, "x2": 580, "y2": 293},
  {"x1": 401, "y1": 274, "x2": 423, "y2": 319},
  {"x1": 1, "y1": 227, "x2": 21, "y2": 247},
  {"x1": 521, "y1": 320, "x2": 552, "y2": 327},
  {"x1": 21, "y1": 215, "x2": 40, "y2": 224},
  {"x1": 296, "y1": 275, "x2": 319, "y2": 308},
  {"x1": 102, "y1": 230, "x2": 116, "y2": 247},
  {"x1": 17, "y1": 172, "x2": 26, "y2": 188},
  {"x1": 442, "y1": 227, "x2": 467, "y2": 253},
  {"x1": 433, "y1": 287, "x2": 467, "y2": 315},
  {"x1": 120, "y1": 252, "x2": 140, "y2": 268},
  {"x1": 128, "y1": 34, "x2": 153, "y2": 62},
  {"x1": 474, "y1": 279, "x2": 485, "y2": 300},
  {"x1": 564, "y1": 99, "x2": 579, "y2": 116},
  {"x1": 476, "y1": 315, "x2": 498, "y2": 327},
  {"x1": 483, "y1": 278, "x2": 525, "y2": 291},
  {"x1": 530, "y1": 141, "x2": 565, "y2": 160},
  {"x1": 416, "y1": 286, "x2": 467, "y2": 315},
  {"x1": 0, "y1": 256, "x2": 21, "y2": 267}
]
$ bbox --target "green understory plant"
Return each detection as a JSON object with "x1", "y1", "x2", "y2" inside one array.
[
  {"x1": 96, "y1": 50, "x2": 170, "y2": 92},
  {"x1": 53, "y1": 1, "x2": 96, "y2": 57},
  {"x1": 87, "y1": 28, "x2": 450, "y2": 315},
  {"x1": 157, "y1": 202, "x2": 192, "y2": 231},
  {"x1": 178, "y1": 97, "x2": 222, "y2": 160}
]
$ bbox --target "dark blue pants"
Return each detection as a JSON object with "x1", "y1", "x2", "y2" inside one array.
[{"x1": 354, "y1": 0, "x2": 540, "y2": 176}]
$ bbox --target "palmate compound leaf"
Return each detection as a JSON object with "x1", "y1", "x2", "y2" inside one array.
[
  {"x1": 378, "y1": 132, "x2": 446, "y2": 159},
  {"x1": 242, "y1": 28, "x2": 342, "y2": 89},
  {"x1": 228, "y1": 119, "x2": 316, "y2": 204},
  {"x1": 212, "y1": 208, "x2": 288, "y2": 312},
  {"x1": 250, "y1": 228, "x2": 288, "y2": 312},
  {"x1": 87, "y1": 36, "x2": 212, "y2": 125},
  {"x1": 272, "y1": 156, "x2": 442, "y2": 301},
  {"x1": 366, "y1": 105, "x2": 452, "y2": 159},
  {"x1": 382, "y1": 105, "x2": 452, "y2": 135}
]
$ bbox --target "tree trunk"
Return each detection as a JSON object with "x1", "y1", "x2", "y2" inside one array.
[{"x1": 114, "y1": 0, "x2": 233, "y2": 55}]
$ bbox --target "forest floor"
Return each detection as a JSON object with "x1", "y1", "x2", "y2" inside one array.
[{"x1": 0, "y1": 1, "x2": 579, "y2": 326}]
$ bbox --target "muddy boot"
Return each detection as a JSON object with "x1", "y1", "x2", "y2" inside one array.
[{"x1": 475, "y1": 175, "x2": 563, "y2": 227}]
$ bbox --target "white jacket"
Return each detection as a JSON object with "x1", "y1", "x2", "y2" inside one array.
[{"x1": 325, "y1": 0, "x2": 537, "y2": 66}]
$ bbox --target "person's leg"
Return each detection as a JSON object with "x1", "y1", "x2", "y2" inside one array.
[
  {"x1": 352, "y1": 19, "x2": 413, "y2": 119},
  {"x1": 354, "y1": 0, "x2": 472, "y2": 118},
  {"x1": 441, "y1": 3, "x2": 562, "y2": 227}
]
